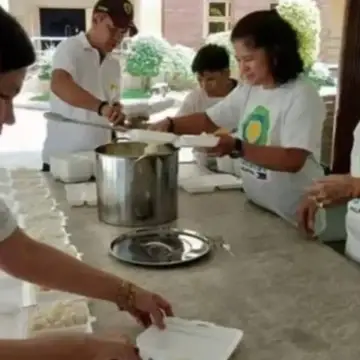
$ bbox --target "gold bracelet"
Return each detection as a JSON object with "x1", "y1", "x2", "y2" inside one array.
[{"x1": 116, "y1": 280, "x2": 136, "y2": 310}]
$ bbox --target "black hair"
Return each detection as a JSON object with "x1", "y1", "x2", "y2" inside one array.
[
  {"x1": 191, "y1": 44, "x2": 230, "y2": 74},
  {"x1": 0, "y1": 6, "x2": 35, "y2": 73},
  {"x1": 231, "y1": 9, "x2": 304, "y2": 84}
]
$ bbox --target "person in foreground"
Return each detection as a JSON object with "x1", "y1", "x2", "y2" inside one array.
[
  {"x1": 0, "y1": 8, "x2": 172, "y2": 360},
  {"x1": 150, "y1": 10, "x2": 326, "y2": 226},
  {"x1": 298, "y1": 121, "x2": 360, "y2": 261},
  {"x1": 42, "y1": 0, "x2": 138, "y2": 172}
]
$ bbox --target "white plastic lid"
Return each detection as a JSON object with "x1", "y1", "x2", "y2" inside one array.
[{"x1": 137, "y1": 317, "x2": 243, "y2": 360}]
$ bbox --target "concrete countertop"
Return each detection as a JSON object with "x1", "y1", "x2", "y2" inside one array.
[{"x1": 48, "y1": 165, "x2": 360, "y2": 359}]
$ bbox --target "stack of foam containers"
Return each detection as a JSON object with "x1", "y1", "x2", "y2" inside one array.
[
  {"x1": 0, "y1": 167, "x2": 95, "y2": 338},
  {"x1": 50, "y1": 151, "x2": 95, "y2": 183}
]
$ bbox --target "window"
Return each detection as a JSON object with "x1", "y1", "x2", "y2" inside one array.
[
  {"x1": 270, "y1": 2, "x2": 277, "y2": 9},
  {"x1": 204, "y1": 0, "x2": 232, "y2": 36}
]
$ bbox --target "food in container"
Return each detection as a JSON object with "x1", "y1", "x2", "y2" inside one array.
[{"x1": 28, "y1": 300, "x2": 91, "y2": 335}]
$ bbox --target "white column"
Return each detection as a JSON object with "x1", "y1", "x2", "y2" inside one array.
[
  {"x1": 136, "y1": 0, "x2": 162, "y2": 35},
  {"x1": 0, "y1": 0, "x2": 10, "y2": 11}
]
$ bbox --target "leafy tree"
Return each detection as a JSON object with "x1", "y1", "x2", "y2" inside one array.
[
  {"x1": 125, "y1": 35, "x2": 172, "y2": 90},
  {"x1": 164, "y1": 44, "x2": 196, "y2": 90},
  {"x1": 276, "y1": 0, "x2": 321, "y2": 69}
]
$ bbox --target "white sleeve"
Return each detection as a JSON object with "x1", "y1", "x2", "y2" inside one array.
[
  {"x1": 0, "y1": 198, "x2": 17, "y2": 242},
  {"x1": 206, "y1": 85, "x2": 248, "y2": 131},
  {"x1": 281, "y1": 83, "x2": 326, "y2": 153},
  {"x1": 51, "y1": 39, "x2": 79, "y2": 76},
  {"x1": 176, "y1": 91, "x2": 198, "y2": 116}
]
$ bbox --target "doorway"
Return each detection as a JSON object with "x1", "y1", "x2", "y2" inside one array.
[{"x1": 39, "y1": 8, "x2": 86, "y2": 49}]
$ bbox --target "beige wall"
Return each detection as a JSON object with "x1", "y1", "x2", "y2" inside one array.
[{"x1": 329, "y1": 0, "x2": 345, "y2": 37}]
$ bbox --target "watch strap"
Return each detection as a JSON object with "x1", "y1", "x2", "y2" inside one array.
[{"x1": 97, "y1": 101, "x2": 109, "y2": 116}]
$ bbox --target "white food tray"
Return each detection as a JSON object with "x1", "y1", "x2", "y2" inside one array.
[
  {"x1": 137, "y1": 317, "x2": 243, "y2": 360},
  {"x1": 50, "y1": 154, "x2": 94, "y2": 183},
  {"x1": 173, "y1": 134, "x2": 219, "y2": 148},
  {"x1": 0, "y1": 309, "x2": 29, "y2": 339},
  {"x1": 179, "y1": 174, "x2": 243, "y2": 193},
  {"x1": 0, "y1": 278, "x2": 36, "y2": 312},
  {"x1": 128, "y1": 129, "x2": 220, "y2": 148},
  {"x1": 64, "y1": 183, "x2": 97, "y2": 207},
  {"x1": 129, "y1": 129, "x2": 178, "y2": 144}
]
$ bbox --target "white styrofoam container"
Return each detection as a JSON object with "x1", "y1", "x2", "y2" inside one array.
[
  {"x1": 72, "y1": 151, "x2": 96, "y2": 176},
  {"x1": 174, "y1": 134, "x2": 219, "y2": 148},
  {"x1": 179, "y1": 174, "x2": 243, "y2": 194},
  {"x1": 129, "y1": 129, "x2": 177, "y2": 144},
  {"x1": 216, "y1": 156, "x2": 235, "y2": 174},
  {"x1": 232, "y1": 158, "x2": 243, "y2": 178},
  {"x1": 0, "y1": 309, "x2": 29, "y2": 339},
  {"x1": 0, "y1": 279, "x2": 36, "y2": 312},
  {"x1": 65, "y1": 183, "x2": 97, "y2": 207},
  {"x1": 137, "y1": 317, "x2": 243, "y2": 360},
  {"x1": 50, "y1": 154, "x2": 94, "y2": 183}
]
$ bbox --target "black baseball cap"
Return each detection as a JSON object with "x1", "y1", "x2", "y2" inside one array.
[{"x1": 93, "y1": 0, "x2": 138, "y2": 36}]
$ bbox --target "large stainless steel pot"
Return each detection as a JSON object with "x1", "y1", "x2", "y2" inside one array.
[{"x1": 95, "y1": 141, "x2": 178, "y2": 227}]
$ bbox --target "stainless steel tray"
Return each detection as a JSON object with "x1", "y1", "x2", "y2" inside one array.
[{"x1": 109, "y1": 227, "x2": 213, "y2": 267}]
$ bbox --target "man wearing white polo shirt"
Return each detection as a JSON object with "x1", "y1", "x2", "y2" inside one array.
[{"x1": 42, "y1": 0, "x2": 138, "y2": 171}]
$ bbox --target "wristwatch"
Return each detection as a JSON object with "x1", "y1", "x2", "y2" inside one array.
[
  {"x1": 97, "y1": 101, "x2": 109, "y2": 116},
  {"x1": 167, "y1": 117, "x2": 175, "y2": 133},
  {"x1": 230, "y1": 138, "x2": 243, "y2": 158}
]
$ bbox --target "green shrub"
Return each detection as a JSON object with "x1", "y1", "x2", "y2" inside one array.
[
  {"x1": 164, "y1": 44, "x2": 197, "y2": 90},
  {"x1": 276, "y1": 0, "x2": 321, "y2": 69},
  {"x1": 37, "y1": 46, "x2": 56, "y2": 81},
  {"x1": 125, "y1": 35, "x2": 172, "y2": 90}
]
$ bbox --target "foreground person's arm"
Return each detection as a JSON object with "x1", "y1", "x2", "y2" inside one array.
[
  {"x1": 0, "y1": 337, "x2": 79, "y2": 360},
  {"x1": 0, "y1": 333, "x2": 140, "y2": 360},
  {"x1": 0, "y1": 228, "x2": 123, "y2": 303},
  {"x1": 0, "y1": 202, "x2": 173, "y2": 329}
]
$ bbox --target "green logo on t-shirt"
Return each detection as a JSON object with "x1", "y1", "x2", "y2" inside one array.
[{"x1": 241, "y1": 105, "x2": 270, "y2": 145}]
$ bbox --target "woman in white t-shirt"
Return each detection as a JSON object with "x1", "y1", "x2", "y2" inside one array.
[
  {"x1": 0, "y1": 5, "x2": 172, "y2": 359},
  {"x1": 298, "y1": 122, "x2": 360, "y2": 261},
  {"x1": 149, "y1": 9, "x2": 326, "y2": 226},
  {"x1": 176, "y1": 44, "x2": 237, "y2": 169}
]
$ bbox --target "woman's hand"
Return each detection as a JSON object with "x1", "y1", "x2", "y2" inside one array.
[
  {"x1": 115, "y1": 283, "x2": 173, "y2": 330},
  {"x1": 208, "y1": 134, "x2": 236, "y2": 156},
  {"x1": 297, "y1": 196, "x2": 319, "y2": 237},
  {"x1": 306, "y1": 174, "x2": 357, "y2": 207}
]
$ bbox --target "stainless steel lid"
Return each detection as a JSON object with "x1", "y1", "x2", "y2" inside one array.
[{"x1": 109, "y1": 227, "x2": 212, "y2": 267}]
